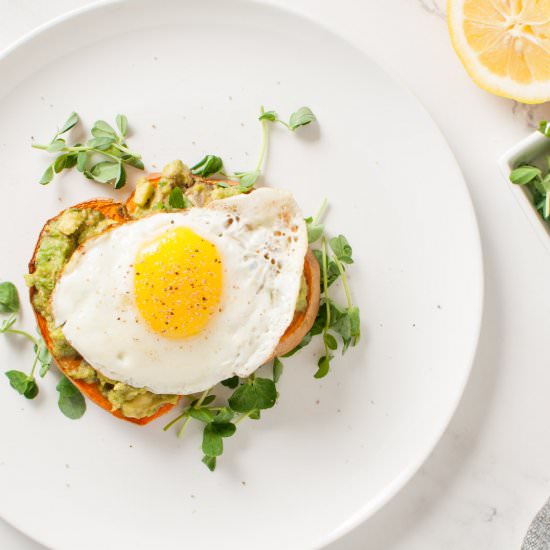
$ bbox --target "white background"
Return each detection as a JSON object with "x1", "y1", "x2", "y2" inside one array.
[{"x1": 1, "y1": 1, "x2": 550, "y2": 549}]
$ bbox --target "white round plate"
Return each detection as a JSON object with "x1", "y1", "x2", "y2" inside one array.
[{"x1": 0, "y1": 1, "x2": 483, "y2": 549}]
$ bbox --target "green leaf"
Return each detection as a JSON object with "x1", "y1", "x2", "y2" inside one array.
[
  {"x1": 324, "y1": 332, "x2": 338, "y2": 350},
  {"x1": 47, "y1": 139, "x2": 66, "y2": 153},
  {"x1": 314, "y1": 355, "x2": 331, "y2": 379},
  {"x1": 259, "y1": 110, "x2": 278, "y2": 122},
  {"x1": 228, "y1": 377, "x2": 277, "y2": 412},
  {"x1": 213, "y1": 407, "x2": 235, "y2": 423},
  {"x1": 191, "y1": 155, "x2": 224, "y2": 177},
  {"x1": 88, "y1": 136, "x2": 115, "y2": 151},
  {"x1": 121, "y1": 155, "x2": 145, "y2": 170},
  {"x1": 5, "y1": 371, "x2": 27, "y2": 394},
  {"x1": 24, "y1": 378, "x2": 39, "y2": 399},
  {"x1": 307, "y1": 222, "x2": 324, "y2": 243},
  {"x1": 39, "y1": 165, "x2": 54, "y2": 185},
  {"x1": 202, "y1": 455, "x2": 216, "y2": 471},
  {"x1": 272, "y1": 357, "x2": 283, "y2": 383},
  {"x1": 235, "y1": 170, "x2": 260, "y2": 189},
  {"x1": 249, "y1": 409, "x2": 261, "y2": 420},
  {"x1": 329, "y1": 235, "x2": 353, "y2": 264},
  {"x1": 0, "y1": 282, "x2": 20, "y2": 313},
  {"x1": 202, "y1": 423, "x2": 223, "y2": 456},
  {"x1": 90, "y1": 161, "x2": 121, "y2": 184},
  {"x1": 539, "y1": 120, "x2": 550, "y2": 138},
  {"x1": 91, "y1": 120, "x2": 117, "y2": 139},
  {"x1": 313, "y1": 250, "x2": 340, "y2": 286},
  {"x1": 53, "y1": 153, "x2": 78, "y2": 173},
  {"x1": 348, "y1": 306, "x2": 360, "y2": 346},
  {"x1": 65, "y1": 154, "x2": 78, "y2": 170},
  {"x1": 114, "y1": 163, "x2": 126, "y2": 190},
  {"x1": 213, "y1": 422, "x2": 236, "y2": 437},
  {"x1": 221, "y1": 375, "x2": 239, "y2": 389},
  {"x1": 332, "y1": 319, "x2": 350, "y2": 349},
  {"x1": 289, "y1": 107, "x2": 316, "y2": 131},
  {"x1": 77, "y1": 151, "x2": 88, "y2": 172},
  {"x1": 58, "y1": 112, "x2": 79, "y2": 135},
  {"x1": 329, "y1": 303, "x2": 358, "y2": 353},
  {"x1": 188, "y1": 407, "x2": 215, "y2": 423},
  {"x1": 202, "y1": 394, "x2": 216, "y2": 406},
  {"x1": 56, "y1": 375, "x2": 86, "y2": 419},
  {"x1": 168, "y1": 187, "x2": 191, "y2": 209},
  {"x1": 510, "y1": 165, "x2": 542, "y2": 185},
  {"x1": 116, "y1": 114, "x2": 128, "y2": 137},
  {"x1": 5, "y1": 371, "x2": 38, "y2": 399}
]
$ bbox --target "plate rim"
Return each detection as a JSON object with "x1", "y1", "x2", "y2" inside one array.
[{"x1": 0, "y1": 1, "x2": 485, "y2": 548}]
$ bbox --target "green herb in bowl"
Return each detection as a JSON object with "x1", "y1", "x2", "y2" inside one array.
[{"x1": 510, "y1": 121, "x2": 550, "y2": 220}]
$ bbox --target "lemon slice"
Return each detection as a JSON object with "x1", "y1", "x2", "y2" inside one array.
[{"x1": 448, "y1": 0, "x2": 550, "y2": 104}]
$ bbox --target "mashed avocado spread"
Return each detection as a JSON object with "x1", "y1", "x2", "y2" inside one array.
[
  {"x1": 131, "y1": 159, "x2": 243, "y2": 215},
  {"x1": 26, "y1": 160, "x2": 307, "y2": 420},
  {"x1": 25, "y1": 206, "x2": 177, "y2": 419}
]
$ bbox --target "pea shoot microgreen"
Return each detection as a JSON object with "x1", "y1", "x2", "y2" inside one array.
[
  {"x1": 272, "y1": 357, "x2": 283, "y2": 383},
  {"x1": 0, "y1": 281, "x2": 85, "y2": 418},
  {"x1": 510, "y1": 120, "x2": 550, "y2": 221},
  {"x1": 168, "y1": 186, "x2": 191, "y2": 209},
  {"x1": 259, "y1": 106, "x2": 317, "y2": 131},
  {"x1": 191, "y1": 155, "x2": 224, "y2": 178},
  {"x1": 56, "y1": 375, "x2": 86, "y2": 419},
  {"x1": 163, "y1": 366, "x2": 280, "y2": 471},
  {"x1": 33, "y1": 112, "x2": 144, "y2": 188},
  {"x1": 190, "y1": 105, "x2": 317, "y2": 191},
  {"x1": 305, "y1": 198, "x2": 327, "y2": 244},
  {"x1": 0, "y1": 281, "x2": 20, "y2": 313},
  {"x1": 287, "y1": 203, "x2": 361, "y2": 375},
  {"x1": 0, "y1": 282, "x2": 49, "y2": 400}
]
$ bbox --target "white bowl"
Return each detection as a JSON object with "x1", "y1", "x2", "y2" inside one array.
[{"x1": 498, "y1": 131, "x2": 550, "y2": 254}]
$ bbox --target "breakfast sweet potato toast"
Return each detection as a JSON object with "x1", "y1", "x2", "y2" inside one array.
[{"x1": 28, "y1": 183, "x2": 320, "y2": 425}]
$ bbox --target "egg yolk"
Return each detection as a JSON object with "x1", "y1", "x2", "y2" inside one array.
[{"x1": 134, "y1": 227, "x2": 223, "y2": 339}]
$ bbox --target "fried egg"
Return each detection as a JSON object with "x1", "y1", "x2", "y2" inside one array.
[{"x1": 51, "y1": 188, "x2": 307, "y2": 394}]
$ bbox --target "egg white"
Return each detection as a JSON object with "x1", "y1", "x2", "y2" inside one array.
[{"x1": 51, "y1": 188, "x2": 307, "y2": 394}]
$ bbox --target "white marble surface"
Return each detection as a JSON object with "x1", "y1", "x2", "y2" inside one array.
[{"x1": 1, "y1": 0, "x2": 550, "y2": 549}]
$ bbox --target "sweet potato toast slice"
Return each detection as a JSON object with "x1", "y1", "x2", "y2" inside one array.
[
  {"x1": 28, "y1": 199, "x2": 179, "y2": 425},
  {"x1": 29, "y1": 183, "x2": 320, "y2": 425}
]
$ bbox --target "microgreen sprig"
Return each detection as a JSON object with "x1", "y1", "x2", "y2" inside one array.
[
  {"x1": 190, "y1": 105, "x2": 317, "y2": 191},
  {"x1": 259, "y1": 106, "x2": 317, "y2": 131},
  {"x1": 33, "y1": 112, "x2": 144, "y2": 188},
  {"x1": 510, "y1": 120, "x2": 550, "y2": 220},
  {"x1": 163, "y1": 362, "x2": 280, "y2": 471},
  {"x1": 56, "y1": 375, "x2": 86, "y2": 419},
  {"x1": 284, "y1": 203, "x2": 361, "y2": 375},
  {"x1": 0, "y1": 281, "x2": 85, "y2": 418},
  {"x1": 316, "y1": 237, "x2": 333, "y2": 378},
  {"x1": 305, "y1": 199, "x2": 328, "y2": 243},
  {"x1": 0, "y1": 282, "x2": 50, "y2": 399}
]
